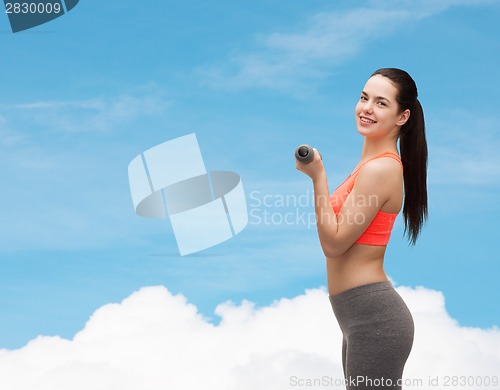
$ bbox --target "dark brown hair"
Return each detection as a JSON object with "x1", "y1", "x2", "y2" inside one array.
[{"x1": 372, "y1": 68, "x2": 428, "y2": 246}]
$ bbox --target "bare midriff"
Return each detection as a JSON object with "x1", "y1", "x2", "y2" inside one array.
[{"x1": 326, "y1": 243, "x2": 390, "y2": 297}]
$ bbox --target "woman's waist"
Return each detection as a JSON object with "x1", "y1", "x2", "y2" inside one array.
[
  {"x1": 326, "y1": 256, "x2": 388, "y2": 297},
  {"x1": 326, "y1": 244, "x2": 386, "y2": 270},
  {"x1": 327, "y1": 272, "x2": 389, "y2": 297}
]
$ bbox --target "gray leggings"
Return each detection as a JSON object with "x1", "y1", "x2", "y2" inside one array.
[{"x1": 329, "y1": 281, "x2": 414, "y2": 390}]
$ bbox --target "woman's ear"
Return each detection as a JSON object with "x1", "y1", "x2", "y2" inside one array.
[{"x1": 397, "y1": 109, "x2": 411, "y2": 126}]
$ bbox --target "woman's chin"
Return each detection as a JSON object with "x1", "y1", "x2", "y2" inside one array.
[
  {"x1": 357, "y1": 126, "x2": 369, "y2": 136},
  {"x1": 357, "y1": 125, "x2": 385, "y2": 138}
]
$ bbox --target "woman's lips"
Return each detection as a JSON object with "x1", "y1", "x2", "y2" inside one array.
[{"x1": 360, "y1": 116, "x2": 376, "y2": 125}]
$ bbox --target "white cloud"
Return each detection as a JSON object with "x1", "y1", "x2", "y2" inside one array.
[
  {"x1": 199, "y1": 0, "x2": 493, "y2": 95},
  {"x1": 200, "y1": 8, "x2": 408, "y2": 95},
  {"x1": 0, "y1": 90, "x2": 170, "y2": 134},
  {"x1": 0, "y1": 283, "x2": 498, "y2": 390}
]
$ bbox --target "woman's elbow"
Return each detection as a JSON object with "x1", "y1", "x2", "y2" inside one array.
[{"x1": 321, "y1": 241, "x2": 347, "y2": 258}]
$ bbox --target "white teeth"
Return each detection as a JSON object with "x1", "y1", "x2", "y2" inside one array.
[{"x1": 361, "y1": 117, "x2": 375, "y2": 123}]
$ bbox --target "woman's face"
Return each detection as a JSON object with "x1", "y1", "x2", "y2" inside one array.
[{"x1": 355, "y1": 75, "x2": 409, "y2": 137}]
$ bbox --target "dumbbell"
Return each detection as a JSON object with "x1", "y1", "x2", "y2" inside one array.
[{"x1": 295, "y1": 144, "x2": 315, "y2": 164}]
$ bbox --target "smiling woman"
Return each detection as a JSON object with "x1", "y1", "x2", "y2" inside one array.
[{"x1": 296, "y1": 68, "x2": 428, "y2": 390}]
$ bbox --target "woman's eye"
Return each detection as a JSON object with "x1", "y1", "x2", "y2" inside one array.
[
  {"x1": 360, "y1": 96, "x2": 367, "y2": 101},
  {"x1": 377, "y1": 102, "x2": 386, "y2": 106}
]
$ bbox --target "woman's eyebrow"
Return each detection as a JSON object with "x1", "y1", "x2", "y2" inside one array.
[{"x1": 361, "y1": 91, "x2": 391, "y2": 103}]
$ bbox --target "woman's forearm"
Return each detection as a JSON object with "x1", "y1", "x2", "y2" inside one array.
[{"x1": 312, "y1": 172, "x2": 339, "y2": 257}]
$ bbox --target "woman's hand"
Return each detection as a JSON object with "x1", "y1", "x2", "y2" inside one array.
[{"x1": 296, "y1": 148, "x2": 326, "y2": 181}]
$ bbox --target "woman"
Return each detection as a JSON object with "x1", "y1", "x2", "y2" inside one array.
[{"x1": 296, "y1": 68, "x2": 428, "y2": 389}]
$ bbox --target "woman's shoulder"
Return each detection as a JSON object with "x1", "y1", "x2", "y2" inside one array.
[
  {"x1": 367, "y1": 154, "x2": 402, "y2": 170},
  {"x1": 352, "y1": 156, "x2": 403, "y2": 194}
]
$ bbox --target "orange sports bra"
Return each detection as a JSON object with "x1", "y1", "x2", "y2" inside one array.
[{"x1": 330, "y1": 151, "x2": 403, "y2": 246}]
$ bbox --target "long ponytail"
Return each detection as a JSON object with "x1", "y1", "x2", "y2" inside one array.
[
  {"x1": 372, "y1": 68, "x2": 428, "y2": 246},
  {"x1": 400, "y1": 98, "x2": 428, "y2": 246}
]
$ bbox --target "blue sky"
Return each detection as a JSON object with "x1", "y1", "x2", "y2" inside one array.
[{"x1": 0, "y1": 0, "x2": 499, "y2": 350}]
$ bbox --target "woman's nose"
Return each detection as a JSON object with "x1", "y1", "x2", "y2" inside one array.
[{"x1": 363, "y1": 101, "x2": 374, "y2": 113}]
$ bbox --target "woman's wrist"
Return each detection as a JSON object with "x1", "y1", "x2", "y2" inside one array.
[{"x1": 312, "y1": 170, "x2": 327, "y2": 184}]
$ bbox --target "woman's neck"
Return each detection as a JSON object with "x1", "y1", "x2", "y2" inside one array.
[{"x1": 360, "y1": 137, "x2": 399, "y2": 161}]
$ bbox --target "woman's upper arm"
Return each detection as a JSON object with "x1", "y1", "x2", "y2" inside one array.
[{"x1": 328, "y1": 161, "x2": 393, "y2": 256}]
